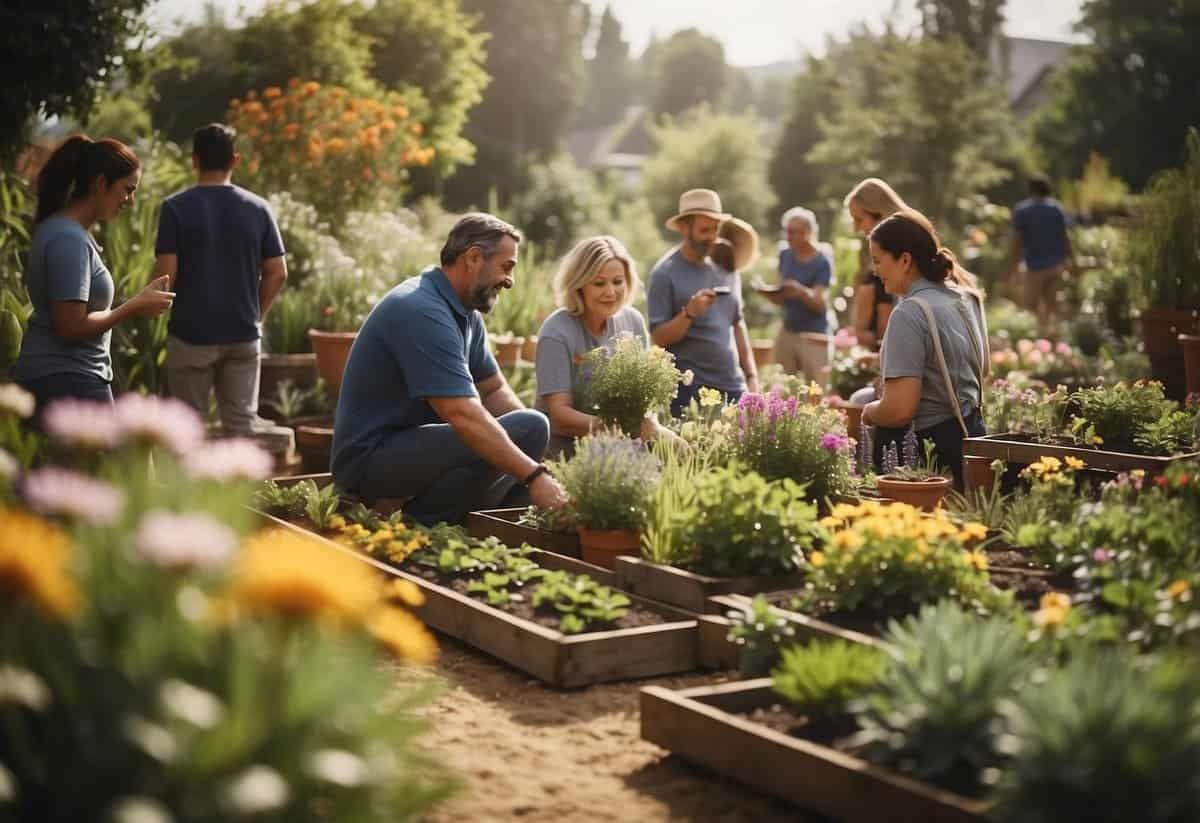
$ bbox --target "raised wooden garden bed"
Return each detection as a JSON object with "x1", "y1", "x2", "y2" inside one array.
[
  {"x1": 613, "y1": 556, "x2": 806, "y2": 614},
  {"x1": 466, "y1": 507, "x2": 582, "y2": 558},
  {"x1": 964, "y1": 432, "x2": 1199, "y2": 476},
  {"x1": 257, "y1": 512, "x2": 693, "y2": 687},
  {"x1": 640, "y1": 680, "x2": 989, "y2": 823}
]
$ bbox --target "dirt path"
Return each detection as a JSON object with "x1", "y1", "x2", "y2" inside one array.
[{"x1": 419, "y1": 636, "x2": 822, "y2": 823}]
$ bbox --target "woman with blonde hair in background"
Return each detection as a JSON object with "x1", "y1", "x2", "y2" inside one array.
[{"x1": 534, "y1": 235, "x2": 672, "y2": 458}]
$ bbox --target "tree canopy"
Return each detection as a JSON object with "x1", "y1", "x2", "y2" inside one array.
[{"x1": 648, "y1": 29, "x2": 729, "y2": 117}]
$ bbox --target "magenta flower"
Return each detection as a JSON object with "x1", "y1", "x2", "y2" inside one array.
[
  {"x1": 1091, "y1": 548, "x2": 1111, "y2": 565},
  {"x1": 136, "y1": 510, "x2": 237, "y2": 571},
  {"x1": 1035, "y1": 338, "x2": 1053, "y2": 354},
  {"x1": 22, "y1": 467, "x2": 125, "y2": 526},
  {"x1": 115, "y1": 394, "x2": 206, "y2": 454},
  {"x1": 185, "y1": 439, "x2": 273, "y2": 481},
  {"x1": 820, "y1": 433, "x2": 850, "y2": 452},
  {"x1": 42, "y1": 399, "x2": 122, "y2": 449},
  {"x1": 1055, "y1": 342, "x2": 1073, "y2": 356}
]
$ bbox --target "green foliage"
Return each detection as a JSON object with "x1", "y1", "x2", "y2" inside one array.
[
  {"x1": 1127, "y1": 129, "x2": 1200, "y2": 310},
  {"x1": 576, "y1": 336, "x2": 682, "y2": 437},
  {"x1": 768, "y1": 55, "x2": 837, "y2": 221},
  {"x1": 577, "y1": 5, "x2": 638, "y2": 129},
  {"x1": 852, "y1": 601, "x2": 1040, "y2": 795},
  {"x1": 1, "y1": 0, "x2": 152, "y2": 163},
  {"x1": 994, "y1": 651, "x2": 1200, "y2": 823},
  {"x1": 303, "y1": 481, "x2": 342, "y2": 530},
  {"x1": 1059, "y1": 153, "x2": 1132, "y2": 220},
  {"x1": 262, "y1": 379, "x2": 330, "y2": 423},
  {"x1": 727, "y1": 595, "x2": 797, "y2": 677},
  {"x1": 947, "y1": 459, "x2": 1010, "y2": 530},
  {"x1": 667, "y1": 465, "x2": 818, "y2": 578},
  {"x1": 1074, "y1": 380, "x2": 1192, "y2": 453},
  {"x1": 647, "y1": 28, "x2": 729, "y2": 116},
  {"x1": 1031, "y1": 0, "x2": 1200, "y2": 191},
  {"x1": 916, "y1": 0, "x2": 1006, "y2": 56},
  {"x1": 549, "y1": 431, "x2": 659, "y2": 531},
  {"x1": 1134, "y1": 410, "x2": 1197, "y2": 456},
  {"x1": 642, "y1": 105, "x2": 776, "y2": 230},
  {"x1": 254, "y1": 479, "x2": 308, "y2": 518},
  {"x1": 0, "y1": 170, "x2": 33, "y2": 353},
  {"x1": 985, "y1": 298, "x2": 1040, "y2": 345},
  {"x1": 640, "y1": 436, "x2": 707, "y2": 566},
  {"x1": 483, "y1": 238, "x2": 557, "y2": 338},
  {"x1": 507, "y1": 154, "x2": 605, "y2": 256},
  {"x1": 532, "y1": 570, "x2": 631, "y2": 634},
  {"x1": 772, "y1": 640, "x2": 885, "y2": 719}
]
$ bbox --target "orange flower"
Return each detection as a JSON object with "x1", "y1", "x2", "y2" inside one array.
[
  {"x1": 409, "y1": 122, "x2": 423, "y2": 136},
  {"x1": 263, "y1": 86, "x2": 282, "y2": 99},
  {"x1": 287, "y1": 77, "x2": 301, "y2": 89},
  {"x1": 326, "y1": 138, "x2": 347, "y2": 154},
  {"x1": 392, "y1": 104, "x2": 408, "y2": 119},
  {"x1": 246, "y1": 89, "x2": 258, "y2": 101},
  {"x1": 380, "y1": 119, "x2": 396, "y2": 132},
  {"x1": 302, "y1": 81, "x2": 321, "y2": 96}
]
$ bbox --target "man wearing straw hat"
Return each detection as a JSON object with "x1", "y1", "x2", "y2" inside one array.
[{"x1": 648, "y1": 189, "x2": 760, "y2": 416}]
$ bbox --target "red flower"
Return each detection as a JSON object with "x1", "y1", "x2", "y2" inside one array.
[
  {"x1": 323, "y1": 306, "x2": 335, "y2": 317},
  {"x1": 1155, "y1": 475, "x2": 1169, "y2": 488},
  {"x1": 1178, "y1": 472, "x2": 1191, "y2": 486}
]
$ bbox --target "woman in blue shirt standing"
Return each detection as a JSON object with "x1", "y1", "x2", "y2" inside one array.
[
  {"x1": 13, "y1": 136, "x2": 175, "y2": 422},
  {"x1": 765, "y1": 206, "x2": 832, "y2": 381}
]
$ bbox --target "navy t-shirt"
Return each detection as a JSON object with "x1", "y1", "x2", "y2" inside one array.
[
  {"x1": 331, "y1": 267, "x2": 500, "y2": 491},
  {"x1": 1012, "y1": 197, "x2": 1069, "y2": 270},
  {"x1": 779, "y1": 247, "x2": 832, "y2": 333},
  {"x1": 154, "y1": 184, "x2": 285, "y2": 345}
]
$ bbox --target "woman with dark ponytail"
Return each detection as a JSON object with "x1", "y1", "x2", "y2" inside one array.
[
  {"x1": 860, "y1": 209, "x2": 990, "y2": 488},
  {"x1": 13, "y1": 135, "x2": 175, "y2": 420}
]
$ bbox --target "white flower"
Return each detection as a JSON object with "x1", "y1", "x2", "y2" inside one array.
[
  {"x1": 184, "y1": 438, "x2": 274, "y2": 481},
  {"x1": 681, "y1": 369, "x2": 695, "y2": 387},
  {"x1": 160, "y1": 679, "x2": 224, "y2": 728},
  {"x1": 0, "y1": 448, "x2": 17, "y2": 479},
  {"x1": 109, "y1": 797, "x2": 174, "y2": 823},
  {"x1": 0, "y1": 664, "x2": 50, "y2": 711},
  {"x1": 225, "y1": 766, "x2": 289, "y2": 814},
  {"x1": 0, "y1": 384, "x2": 34, "y2": 418},
  {"x1": 136, "y1": 511, "x2": 237, "y2": 571},
  {"x1": 306, "y1": 749, "x2": 368, "y2": 787},
  {"x1": 23, "y1": 467, "x2": 125, "y2": 526}
]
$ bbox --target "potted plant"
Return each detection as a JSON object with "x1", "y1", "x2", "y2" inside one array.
[
  {"x1": 875, "y1": 430, "x2": 954, "y2": 510},
  {"x1": 576, "y1": 334, "x2": 684, "y2": 438},
  {"x1": 549, "y1": 431, "x2": 660, "y2": 569},
  {"x1": 1129, "y1": 129, "x2": 1200, "y2": 399}
]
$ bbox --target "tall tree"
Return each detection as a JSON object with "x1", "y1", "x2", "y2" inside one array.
[
  {"x1": 1032, "y1": 0, "x2": 1200, "y2": 189},
  {"x1": 577, "y1": 4, "x2": 636, "y2": 128},
  {"x1": 649, "y1": 29, "x2": 729, "y2": 117},
  {"x1": 443, "y1": 0, "x2": 587, "y2": 208},
  {"x1": 1, "y1": 0, "x2": 153, "y2": 163},
  {"x1": 916, "y1": 0, "x2": 1006, "y2": 57}
]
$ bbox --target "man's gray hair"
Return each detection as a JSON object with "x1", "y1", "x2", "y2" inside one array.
[
  {"x1": 781, "y1": 206, "x2": 819, "y2": 243},
  {"x1": 440, "y1": 212, "x2": 522, "y2": 266}
]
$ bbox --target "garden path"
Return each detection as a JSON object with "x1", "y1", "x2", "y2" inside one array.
[{"x1": 416, "y1": 636, "x2": 824, "y2": 823}]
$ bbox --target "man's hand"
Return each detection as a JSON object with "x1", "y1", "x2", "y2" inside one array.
[
  {"x1": 686, "y1": 288, "x2": 717, "y2": 318},
  {"x1": 528, "y1": 472, "x2": 567, "y2": 510}
]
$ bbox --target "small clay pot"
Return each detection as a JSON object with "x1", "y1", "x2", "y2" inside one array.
[
  {"x1": 875, "y1": 475, "x2": 953, "y2": 511},
  {"x1": 577, "y1": 528, "x2": 641, "y2": 570}
]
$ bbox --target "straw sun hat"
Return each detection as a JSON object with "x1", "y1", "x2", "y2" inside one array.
[
  {"x1": 664, "y1": 188, "x2": 732, "y2": 231},
  {"x1": 718, "y1": 216, "x2": 760, "y2": 272}
]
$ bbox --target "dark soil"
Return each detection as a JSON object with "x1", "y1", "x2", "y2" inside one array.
[{"x1": 742, "y1": 704, "x2": 859, "y2": 748}]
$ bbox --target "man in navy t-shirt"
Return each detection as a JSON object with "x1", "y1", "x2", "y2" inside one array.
[
  {"x1": 1009, "y1": 175, "x2": 1076, "y2": 336},
  {"x1": 331, "y1": 213, "x2": 567, "y2": 525},
  {"x1": 154, "y1": 123, "x2": 288, "y2": 434}
]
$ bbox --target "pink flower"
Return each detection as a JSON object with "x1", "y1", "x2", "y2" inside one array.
[
  {"x1": 136, "y1": 510, "x2": 237, "y2": 571},
  {"x1": 42, "y1": 399, "x2": 122, "y2": 449},
  {"x1": 1092, "y1": 548, "x2": 1111, "y2": 564},
  {"x1": 1026, "y1": 349, "x2": 1043, "y2": 364},
  {"x1": 1035, "y1": 339, "x2": 1053, "y2": 354},
  {"x1": 185, "y1": 439, "x2": 273, "y2": 481},
  {"x1": 833, "y1": 328, "x2": 857, "y2": 350},
  {"x1": 1017, "y1": 339, "x2": 1034, "y2": 356},
  {"x1": 1055, "y1": 342, "x2": 1073, "y2": 356},
  {"x1": 820, "y1": 433, "x2": 849, "y2": 452},
  {"x1": 22, "y1": 467, "x2": 125, "y2": 525},
  {"x1": 115, "y1": 394, "x2": 206, "y2": 454}
]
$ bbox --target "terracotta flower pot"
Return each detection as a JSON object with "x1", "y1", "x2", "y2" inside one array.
[
  {"x1": 836, "y1": 402, "x2": 864, "y2": 443},
  {"x1": 295, "y1": 423, "x2": 334, "y2": 474},
  {"x1": 492, "y1": 334, "x2": 525, "y2": 369},
  {"x1": 875, "y1": 475, "x2": 953, "y2": 511},
  {"x1": 521, "y1": 335, "x2": 538, "y2": 363},
  {"x1": 1180, "y1": 334, "x2": 1200, "y2": 398},
  {"x1": 308, "y1": 330, "x2": 357, "y2": 398},
  {"x1": 752, "y1": 340, "x2": 775, "y2": 368},
  {"x1": 962, "y1": 455, "x2": 996, "y2": 495},
  {"x1": 578, "y1": 527, "x2": 641, "y2": 570},
  {"x1": 1140, "y1": 308, "x2": 1199, "y2": 400},
  {"x1": 259, "y1": 352, "x2": 317, "y2": 409}
]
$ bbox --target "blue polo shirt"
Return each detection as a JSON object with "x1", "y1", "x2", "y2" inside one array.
[
  {"x1": 331, "y1": 267, "x2": 499, "y2": 491},
  {"x1": 1012, "y1": 197, "x2": 1070, "y2": 270}
]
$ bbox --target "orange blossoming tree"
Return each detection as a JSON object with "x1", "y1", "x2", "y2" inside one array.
[{"x1": 227, "y1": 78, "x2": 436, "y2": 224}]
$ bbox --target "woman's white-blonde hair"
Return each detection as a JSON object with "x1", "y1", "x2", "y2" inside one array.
[
  {"x1": 844, "y1": 177, "x2": 909, "y2": 222},
  {"x1": 555, "y1": 235, "x2": 639, "y2": 317}
]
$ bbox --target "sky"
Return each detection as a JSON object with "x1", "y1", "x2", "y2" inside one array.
[{"x1": 151, "y1": 0, "x2": 1085, "y2": 67}]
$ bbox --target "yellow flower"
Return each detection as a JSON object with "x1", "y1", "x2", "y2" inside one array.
[
  {"x1": 368, "y1": 607, "x2": 437, "y2": 664},
  {"x1": 234, "y1": 530, "x2": 380, "y2": 622},
  {"x1": 328, "y1": 515, "x2": 347, "y2": 531},
  {"x1": 807, "y1": 381, "x2": 824, "y2": 398},
  {"x1": 960, "y1": 522, "x2": 989, "y2": 542},
  {"x1": 831, "y1": 530, "x2": 863, "y2": 551},
  {"x1": 1040, "y1": 456, "x2": 1062, "y2": 472},
  {"x1": 808, "y1": 551, "x2": 826, "y2": 568},
  {"x1": 818, "y1": 516, "x2": 843, "y2": 530},
  {"x1": 0, "y1": 509, "x2": 79, "y2": 619},
  {"x1": 1092, "y1": 435, "x2": 1104, "y2": 445},
  {"x1": 1131, "y1": 469, "x2": 1146, "y2": 479},
  {"x1": 1167, "y1": 579, "x2": 1190, "y2": 599},
  {"x1": 698, "y1": 387, "x2": 722, "y2": 408},
  {"x1": 1065, "y1": 456, "x2": 1086, "y2": 470},
  {"x1": 1034, "y1": 591, "x2": 1071, "y2": 628},
  {"x1": 388, "y1": 578, "x2": 425, "y2": 608},
  {"x1": 369, "y1": 528, "x2": 395, "y2": 546},
  {"x1": 963, "y1": 550, "x2": 989, "y2": 571}
]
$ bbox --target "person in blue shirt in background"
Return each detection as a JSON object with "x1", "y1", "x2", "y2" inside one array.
[
  {"x1": 154, "y1": 124, "x2": 288, "y2": 435},
  {"x1": 331, "y1": 213, "x2": 567, "y2": 525},
  {"x1": 1009, "y1": 175, "x2": 1077, "y2": 337},
  {"x1": 764, "y1": 206, "x2": 832, "y2": 381}
]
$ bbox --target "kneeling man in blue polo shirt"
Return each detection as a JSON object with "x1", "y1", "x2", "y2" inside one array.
[{"x1": 331, "y1": 213, "x2": 567, "y2": 524}]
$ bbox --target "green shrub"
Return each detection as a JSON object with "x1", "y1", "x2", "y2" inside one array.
[
  {"x1": 576, "y1": 335, "x2": 682, "y2": 437},
  {"x1": 772, "y1": 639, "x2": 885, "y2": 719}
]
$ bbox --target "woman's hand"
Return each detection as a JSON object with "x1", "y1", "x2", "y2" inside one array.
[{"x1": 129, "y1": 275, "x2": 175, "y2": 317}]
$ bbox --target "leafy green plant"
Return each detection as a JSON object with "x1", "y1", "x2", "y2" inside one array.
[
  {"x1": 264, "y1": 378, "x2": 330, "y2": 421},
  {"x1": 1128, "y1": 127, "x2": 1200, "y2": 310},
  {"x1": 727, "y1": 595, "x2": 797, "y2": 677},
  {"x1": 947, "y1": 459, "x2": 1009, "y2": 529},
  {"x1": 994, "y1": 651, "x2": 1200, "y2": 823},
  {"x1": 532, "y1": 570, "x2": 631, "y2": 633},
  {"x1": 1134, "y1": 409, "x2": 1197, "y2": 456},
  {"x1": 254, "y1": 479, "x2": 308, "y2": 517},
  {"x1": 882, "y1": 435, "x2": 950, "y2": 481},
  {"x1": 772, "y1": 640, "x2": 885, "y2": 719},
  {"x1": 667, "y1": 465, "x2": 818, "y2": 578},
  {"x1": 850, "y1": 601, "x2": 1041, "y2": 796},
  {"x1": 516, "y1": 505, "x2": 575, "y2": 533},
  {"x1": 303, "y1": 480, "x2": 342, "y2": 529},
  {"x1": 550, "y1": 431, "x2": 659, "y2": 531},
  {"x1": 575, "y1": 335, "x2": 683, "y2": 438},
  {"x1": 641, "y1": 436, "x2": 707, "y2": 566}
]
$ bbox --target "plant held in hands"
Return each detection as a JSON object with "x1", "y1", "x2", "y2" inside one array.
[{"x1": 575, "y1": 334, "x2": 685, "y2": 437}]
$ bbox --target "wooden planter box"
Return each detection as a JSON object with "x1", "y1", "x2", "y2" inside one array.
[
  {"x1": 257, "y1": 513, "x2": 692, "y2": 687},
  {"x1": 613, "y1": 556, "x2": 806, "y2": 615},
  {"x1": 466, "y1": 507, "x2": 582, "y2": 558},
  {"x1": 641, "y1": 680, "x2": 989, "y2": 823},
  {"x1": 964, "y1": 432, "x2": 1200, "y2": 476}
]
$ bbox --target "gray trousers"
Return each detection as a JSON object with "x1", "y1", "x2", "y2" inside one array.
[
  {"x1": 353, "y1": 409, "x2": 550, "y2": 525},
  {"x1": 165, "y1": 334, "x2": 260, "y2": 435}
]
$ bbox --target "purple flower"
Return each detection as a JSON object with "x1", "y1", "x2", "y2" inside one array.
[
  {"x1": 820, "y1": 433, "x2": 850, "y2": 452},
  {"x1": 737, "y1": 392, "x2": 767, "y2": 415},
  {"x1": 902, "y1": 429, "x2": 919, "y2": 466},
  {"x1": 882, "y1": 442, "x2": 899, "y2": 475},
  {"x1": 184, "y1": 439, "x2": 274, "y2": 481},
  {"x1": 1091, "y1": 548, "x2": 1111, "y2": 565},
  {"x1": 42, "y1": 399, "x2": 122, "y2": 449},
  {"x1": 136, "y1": 510, "x2": 237, "y2": 571},
  {"x1": 22, "y1": 467, "x2": 125, "y2": 526},
  {"x1": 115, "y1": 394, "x2": 206, "y2": 454}
]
